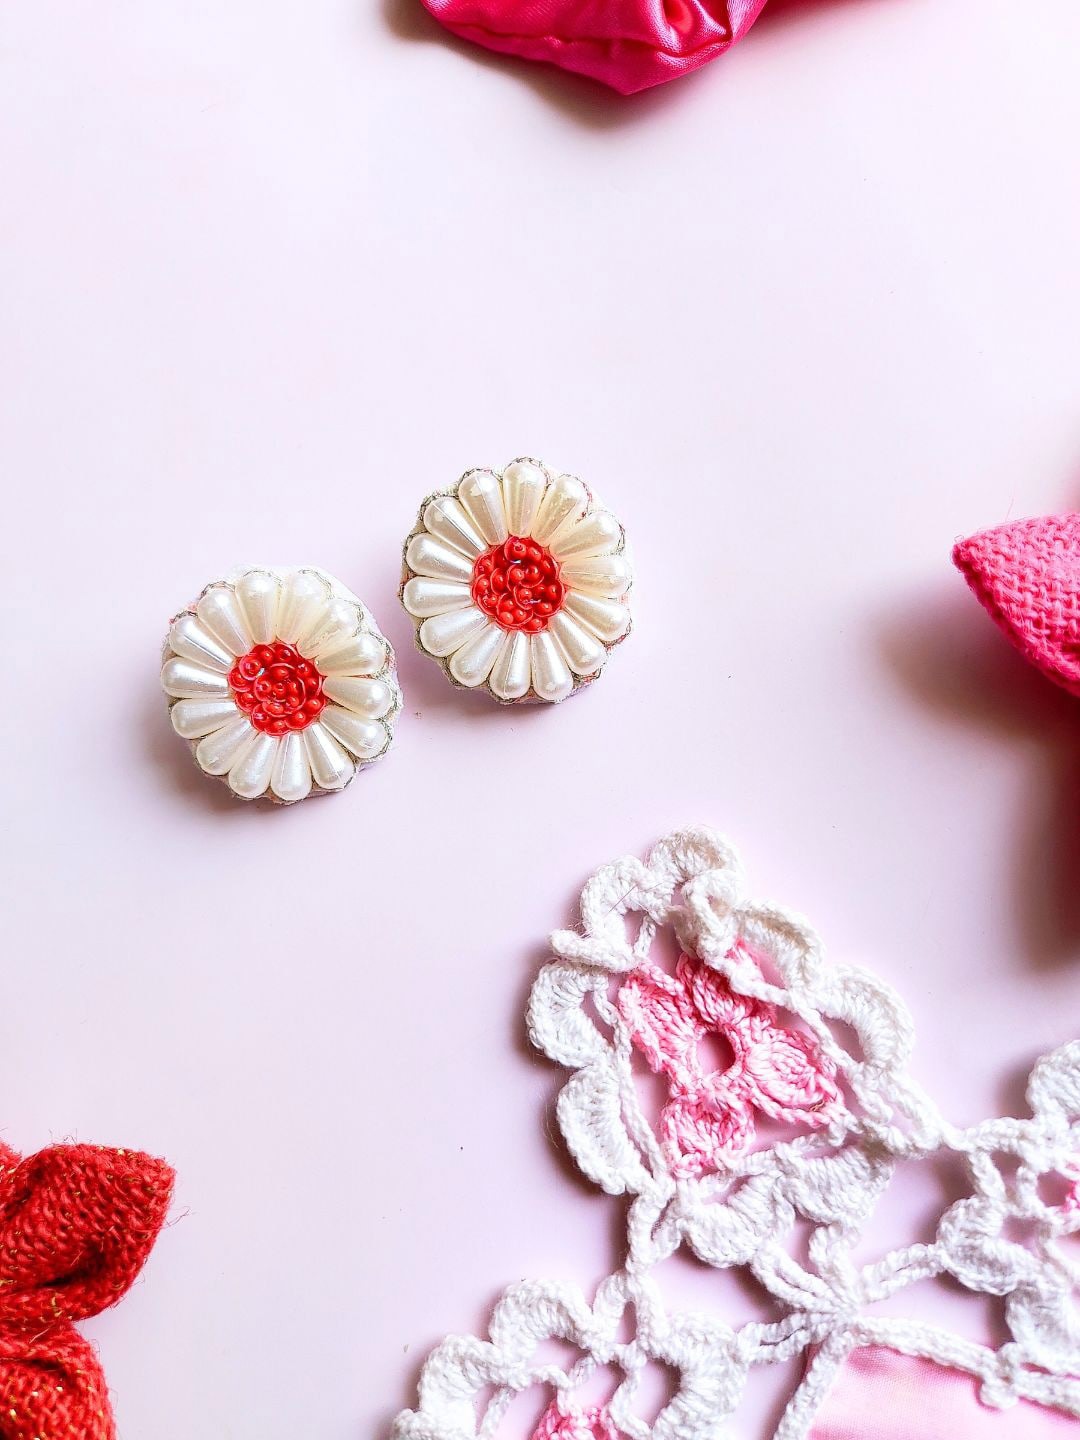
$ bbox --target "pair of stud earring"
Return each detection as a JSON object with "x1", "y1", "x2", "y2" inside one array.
[{"x1": 160, "y1": 457, "x2": 635, "y2": 803}]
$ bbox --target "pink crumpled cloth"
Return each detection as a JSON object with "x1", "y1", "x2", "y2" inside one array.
[{"x1": 419, "y1": 0, "x2": 769, "y2": 94}]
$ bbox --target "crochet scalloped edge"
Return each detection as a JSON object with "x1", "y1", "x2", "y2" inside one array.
[{"x1": 392, "y1": 827, "x2": 1079, "y2": 1440}]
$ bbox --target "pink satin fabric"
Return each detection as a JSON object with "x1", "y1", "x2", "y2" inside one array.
[
  {"x1": 419, "y1": 0, "x2": 770, "y2": 94},
  {"x1": 809, "y1": 1347, "x2": 1076, "y2": 1439}
]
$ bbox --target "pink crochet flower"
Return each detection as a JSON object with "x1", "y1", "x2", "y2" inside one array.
[
  {"x1": 953, "y1": 513, "x2": 1080, "y2": 698},
  {"x1": 618, "y1": 954, "x2": 841, "y2": 1177},
  {"x1": 533, "y1": 1402, "x2": 621, "y2": 1440}
]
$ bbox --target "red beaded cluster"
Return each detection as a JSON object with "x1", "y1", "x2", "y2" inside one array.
[
  {"x1": 228, "y1": 641, "x2": 326, "y2": 735},
  {"x1": 471, "y1": 535, "x2": 566, "y2": 633}
]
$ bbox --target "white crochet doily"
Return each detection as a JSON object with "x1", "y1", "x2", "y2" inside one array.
[{"x1": 393, "y1": 829, "x2": 1080, "y2": 1440}]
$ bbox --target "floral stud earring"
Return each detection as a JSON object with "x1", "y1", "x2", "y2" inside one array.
[
  {"x1": 161, "y1": 567, "x2": 401, "y2": 802},
  {"x1": 400, "y1": 457, "x2": 633, "y2": 703}
]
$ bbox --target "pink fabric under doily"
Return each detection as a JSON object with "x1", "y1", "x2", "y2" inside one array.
[
  {"x1": 809, "y1": 1348, "x2": 1077, "y2": 1439},
  {"x1": 419, "y1": 0, "x2": 769, "y2": 95}
]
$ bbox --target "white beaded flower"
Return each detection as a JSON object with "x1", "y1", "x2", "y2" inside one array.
[
  {"x1": 161, "y1": 567, "x2": 400, "y2": 803},
  {"x1": 401, "y1": 458, "x2": 632, "y2": 703}
]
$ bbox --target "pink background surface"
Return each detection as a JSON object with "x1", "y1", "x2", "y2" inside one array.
[{"x1": 2, "y1": 3, "x2": 1079, "y2": 1436}]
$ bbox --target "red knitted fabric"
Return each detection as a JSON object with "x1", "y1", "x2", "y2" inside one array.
[
  {"x1": 0, "y1": 1141, "x2": 173, "y2": 1440},
  {"x1": 953, "y1": 513, "x2": 1080, "y2": 698}
]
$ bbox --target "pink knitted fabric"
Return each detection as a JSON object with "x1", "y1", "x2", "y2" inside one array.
[{"x1": 953, "y1": 513, "x2": 1080, "y2": 697}]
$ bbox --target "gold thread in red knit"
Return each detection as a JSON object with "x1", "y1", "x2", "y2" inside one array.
[{"x1": 0, "y1": 1141, "x2": 174, "y2": 1440}]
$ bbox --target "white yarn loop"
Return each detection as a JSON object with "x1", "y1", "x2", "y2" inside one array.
[{"x1": 394, "y1": 829, "x2": 1080, "y2": 1439}]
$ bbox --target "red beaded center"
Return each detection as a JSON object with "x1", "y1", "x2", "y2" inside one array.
[
  {"x1": 228, "y1": 642, "x2": 327, "y2": 736},
  {"x1": 471, "y1": 535, "x2": 566, "y2": 633}
]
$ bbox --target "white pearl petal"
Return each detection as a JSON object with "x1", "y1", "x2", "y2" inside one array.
[
  {"x1": 322, "y1": 676, "x2": 395, "y2": 720},
  {"x1": 228, "y1": 732, "x2": 278, "y2": 799},
  {"x1": 423, "y1": 495, "x2": 485, "y2": 558},
  {"x1": 549, "y1": 611, "x2": 607, "y2": 677},
  {"x1": 563, "y1": 591, "x2": 632, "y2": 644},
  {"x1": 162, "y1": 657, "x2": 231, "y2": 699},
  {"x1": 550, "y1": 510, "x2": 624, "y2": 561},
  {"x1": 560, "y1": 554, "x2": 632, "y2": 599},
  {"x1": 297, "y1": 597, "x2": 361, "y2": 658},
  {"x1": 406, "y1": 533, "x2": 475, "y2": 583},
  {"x1": 418, "y1": 606, "x2": 489, "y2": 658},
  {"x1": 530, "y1": 631, "x2": 574, "y2": 702},
  {"x1": 270, "y1": 731, "x2": 312, "y2": 803},
  {"x1": 195, "y1": 716, "x2": 257, "y2": 775},
  {"x1": 457, "y1": 470, "x2": 508, "y2": 546},
  {"x1": 316, "y1": 631, "x2": 387, "y2": 676},
  {"x1": 234, "y1": 570, "x2": 281, "y2": 645},
  {"x1": 488, "y1": 629, "x2": 531, "y2": 701},
  {"x1": 196, "y1": 585, "x2": 253, "y2": 657},
  {"x1": 304, "y1": 723, "x2": 355, "y2": 790},
  {"x1": 320, "y1": 705, "x2": 389, "y2": 760},
  {"x1": 276, "y1": 570, "x2": 331, "y2": 644},
  {"x1": 530, "y1": 474, "x2": 588, "y2": 544},
  {"x1": 501, "y1": 460, "x2": 547, "y2": 537},
  {"x1": 170, "y1": 698, "x2": 239, "y2": 739},
  {"x1": 168, "y1": 614, "x2": 234, "y2": 673},
  {"x1": 402, "y1": 577, "x2": 472, "y2": 619},
  {"x1": 448, "y1": 620, "x2": 503, "y2": 688}
]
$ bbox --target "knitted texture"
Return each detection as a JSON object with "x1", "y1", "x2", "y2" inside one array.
[
  {"x1": 393, "y1": 829, "x2": 1080, "y2": 1440},
  {"x1": 953, "y1": 512, "x2": 1080, "y2": 697},
  {"x1": 0, "y1": 1142, "x2": 173, "y2": 1440}
]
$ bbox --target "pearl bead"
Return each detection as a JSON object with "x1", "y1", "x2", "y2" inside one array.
[
  {"x1": 402, "y1": 577, "x2": 472, "y2": 619},
  {"x1": 303, "y1": 723, "x2": 354, "y2": 790},
  {"x1": 422, "y1": 496, "x2": 485, "y2": 558},
  {"x1": 458, "y1": 470, "x2": 509, "y2": 546},
  {"x1": 531, "y1": 474, "x2": 588, "y2": 544},
  {"x1": 196, "y1": 585, "x2": 253, "y2": 657},
  {"x1": 170, "y1": 699, "x2": 239, "y2": 739},
  {"x1": 489, "y1": 630, "x2": 531, "y2": 701},
  {"x1": 228, "y1": 732, "x2": 277, "y2": 799},
  {"x1": 317, "y1": 632, "x2": 387, "y2": 676},
  {"x1": 162, "y1": 657, "x2": 231, "y2": 700},
  {"x1": 560, "y1": 553, "x2": 632, "y2": 599},
  {"x1": 320, "y1": 705, "x2": 388, "y2": 760},
  {"x1": 298, "y1": 598, "x2": 361, "y2": 658},
  {"x1": 270, "y1": 731, "x2": 313, "y2": 803},
  {"x1": 500, "y1": 460, "x2": 547, "y2": 536},
  {"x1": 234, "y1": 570, "x2": 281, "y2": 645},
  {"x1": 322, "y1": 676, "x2": 394, "y2": 720},
  {"x1": 195, "y1": 717, "x2": 256, "y2": 775},
  {"x1": 275, "y1": 570, "x2": 330, "y2": 644},
  {"x1": 549, "y1": 611, "x2": 606, "y2": 677},
  {"x1": 406, "y1": 533, "x2": 475, "y2": 584},
  {"x1": 168, "y1": 614, "x2": 234, "y2": 673},
  {"x1": 448, "y1": 621, "x2": 503, "y2": 687},
  {"x1": 530, "y1": 631, "x2": 574, "y2": 702},
  {"x1": 563, "y1": 592, "x2": 631, "y2": 643},
  {"x1": 550, "y1": 510, "x2": 623, "y2": 561},
  {"x1": 418, "y1": 606, "x2": 489, "y2": 658}
]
